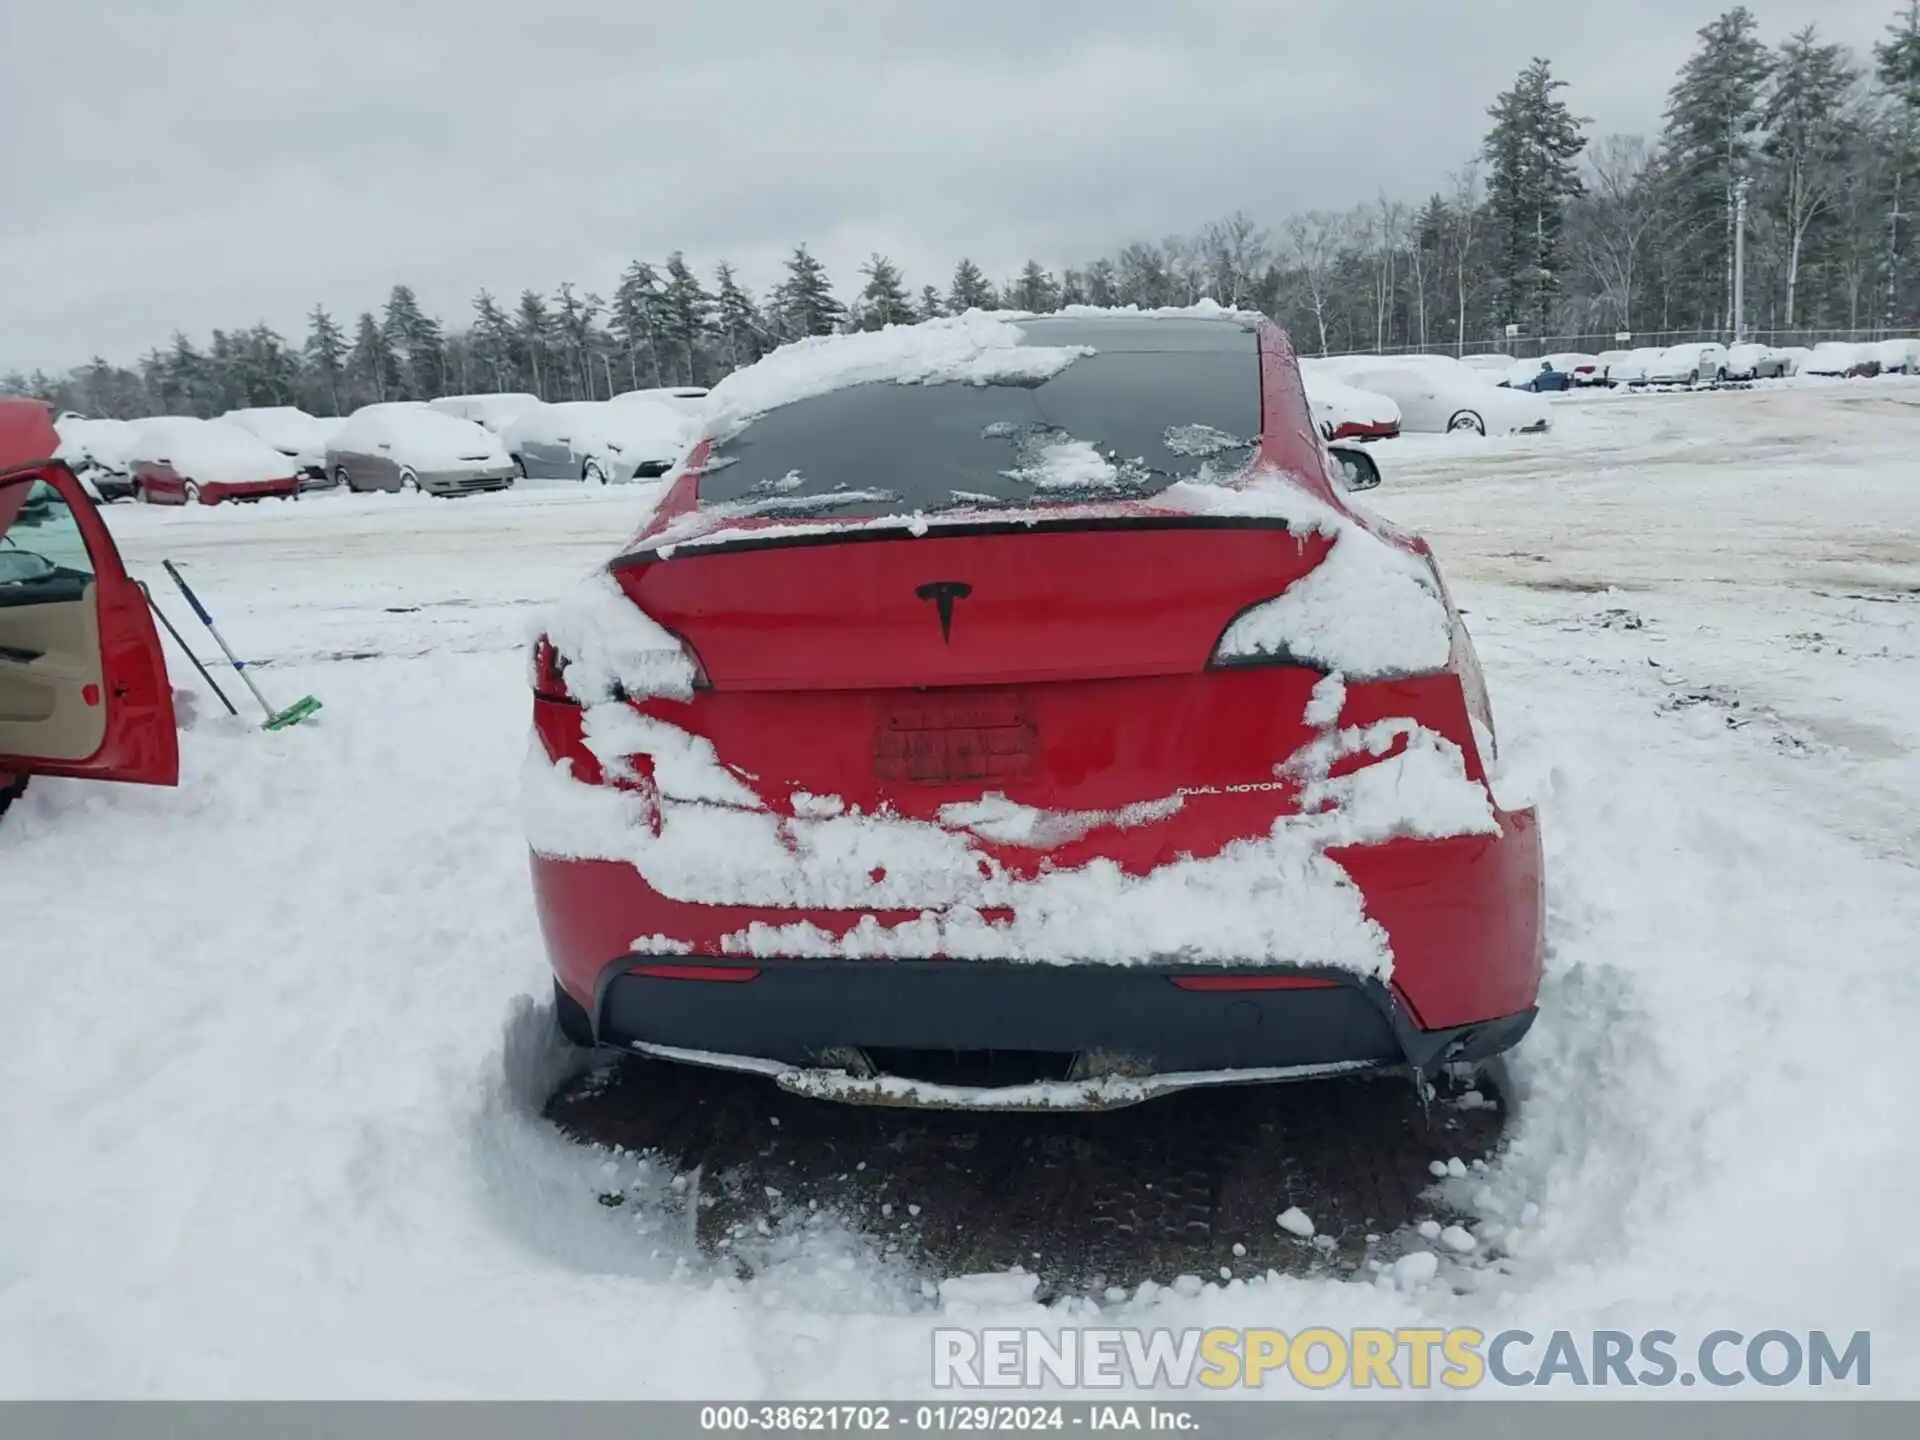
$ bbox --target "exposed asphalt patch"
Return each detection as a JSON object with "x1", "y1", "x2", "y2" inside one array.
[{"x1": 546, "y1": 1059, "x2": 1505, "y2": 1296}]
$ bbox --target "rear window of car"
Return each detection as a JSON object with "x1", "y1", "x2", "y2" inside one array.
[{"x1": 694, "y1": 346, "x2": 1262, "y2": 519}]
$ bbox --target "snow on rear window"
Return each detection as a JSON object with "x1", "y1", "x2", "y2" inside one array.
[{"x1": 695, "y1": 345, "x2": 1260, "y2": 518}]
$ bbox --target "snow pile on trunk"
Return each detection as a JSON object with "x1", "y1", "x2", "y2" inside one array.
[
  {"x1": 700, "y1": 311, "x2": 1095, "y2": 434},
  {"x1": 522, "y1": 583, "x2": 1495, "y2": 973},
  {"x1": 1215, "y1": 527, "x2": 1452, "y2": 678}
]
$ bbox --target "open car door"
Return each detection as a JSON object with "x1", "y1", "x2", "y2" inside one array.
[{"x1": 0, "y1": 398, "x2": 177, "y2": 789}]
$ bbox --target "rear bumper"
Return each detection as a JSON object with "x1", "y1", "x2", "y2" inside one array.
[
  {"x1": 201, "y1": 477, "x2": 300, "y2": 503},
  {"x1": 420, "y1": 466, "x2": 515, "y2": 494},
  {"x1": 575, "y1": 953, "x2": 1535, "y2": 1107}
]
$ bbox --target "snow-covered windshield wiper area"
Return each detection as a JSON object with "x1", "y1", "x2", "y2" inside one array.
[{"x1": 694, "y1": 341, "x2": 1261, "y2": 521}]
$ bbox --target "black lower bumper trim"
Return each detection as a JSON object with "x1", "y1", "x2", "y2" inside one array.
[{"x1": 591, "y1": 956, "x2": 1535, "y2": 1081}]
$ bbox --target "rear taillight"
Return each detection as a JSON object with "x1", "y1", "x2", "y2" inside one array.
[
  {"x1": 532, "y1": 635, "x2": 575, "y2": 704},
  {"x1": 531, "y1": 631, "x2": 711, "y2": 704}
]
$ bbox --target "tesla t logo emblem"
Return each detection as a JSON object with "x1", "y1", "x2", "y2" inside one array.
[{"x1": 915, "y1": 581, "x2": 972, "y2": 643}]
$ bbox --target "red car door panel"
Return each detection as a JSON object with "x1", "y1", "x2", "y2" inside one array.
[{"x1": 0, "y1": 400, "x2": 179, "y2": 787}]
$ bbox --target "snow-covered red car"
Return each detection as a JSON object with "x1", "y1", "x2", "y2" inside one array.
[
  {"x1": 129, "y1": 417, "x2": 302, "y2": 505},
  {"x1": 0, "y1": 399, "x2": 179, "y2": 823},
  {"x1": 523, "y1": 310, "x2": 1544, "y2": 1110},
  {"x1": 1300, "y1": 370, "x2": 1401, "y2": 441}
]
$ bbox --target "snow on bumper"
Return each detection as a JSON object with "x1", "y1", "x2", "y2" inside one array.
[{"x1": 521, "y1": 704, "x2": 1500, "y2": 978}]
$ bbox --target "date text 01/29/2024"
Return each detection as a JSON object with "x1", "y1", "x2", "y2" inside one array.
[{"x1": 698, "y1": 1404, "x2": 1196, "y2": 1432}]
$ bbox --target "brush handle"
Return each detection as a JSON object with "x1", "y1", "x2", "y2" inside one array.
[{"x1": 161, "y1": 560, "x2": 214, "y2": 627}]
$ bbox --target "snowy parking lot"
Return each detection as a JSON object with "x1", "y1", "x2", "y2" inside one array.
[{"x1": 3, "y1": 379, "x2": 1917, "y2": 1395}]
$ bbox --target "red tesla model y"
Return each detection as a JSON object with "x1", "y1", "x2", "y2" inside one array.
[{"x1": 526, "y1": 308, "x2": 1543, "y2": 1109}]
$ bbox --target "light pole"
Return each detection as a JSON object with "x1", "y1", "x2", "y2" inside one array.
[{"x1": 1733, "y1": 178, "x2": 1750, "y2": 345}]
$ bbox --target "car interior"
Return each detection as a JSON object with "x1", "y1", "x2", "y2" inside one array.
[{"x1": 0, "y1": 478, "x2": 108, "y2": 763}]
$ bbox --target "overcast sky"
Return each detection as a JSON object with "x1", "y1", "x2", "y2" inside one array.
[{"x1": 1, "y1": 0, "x2": 1899, "y2": 373}]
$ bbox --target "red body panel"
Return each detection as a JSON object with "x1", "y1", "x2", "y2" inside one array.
[
  {"x1": 131, "y1": 460, "x2": 299, "y2": 505},
  {"x1": 529, "y1": 320, "x2": 1544, "y2": 1059},
  {"x1": 1328, "y1": 419, "x2": 1400, "y2": 441},
  {"x1": 619, "y1": 526, "x2": 1334, "y2": 691},
  {"x1": 0, "y1": 400, "x2": 179, "y2": 788}
]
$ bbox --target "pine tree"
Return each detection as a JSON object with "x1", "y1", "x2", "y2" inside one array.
[
  {"x1": 713, "y1": 263, "x2": 767, "y2": 372},
  {"x1": 382, "y1": 285, "x2": 444, "y2": 399},
  {"x1": 1010, "y1": 260, "x2": 1062, "y2": 313},
  {"x1": 915, "y1": 285, "x2": 945, "y2": 321},
  {"x1": 162, "y1": 331, "x2": 206, "y2": 413},
  {"x1": 1660, "y1": 7, "x2": 1775, "y2": 328},
  {"x1": 1764, "y1": 27, "x2": 1859, "y2": 326},
  {"x1": 1876, "y1": 1, "x2": 1920, "y2": 322},
  {"x1": 469, "y1": 291, "x2": 519, "y2": 393},
  {"x1": 660, "y1": 253, "x2": 715, "y2": 384},
  {"x1": 1482, "y1": 58, "x2": 1589, "y2": 337},
  {"x1": 947, "y1": 258, "x2": 996, "y2": 313},
  {"x1": 857, "y1": 253, "x2": 916, "y2": 330},
  {"x1": 771, "y1": 245, "x2": 844, "y2": 339},
  {"x1": 515, "y1": 291, "x2": 553, "y2": 399},
  {"x1": 552, "y1": 282, "x2": 604, "y2": 399},
  {"x1": 1059, "y1": 269, "x2": 1089, "y2": 307},
  {"x1": 303, "y1": 306, "x2": 347, "y2": 415},
  {"x1": 610, "y1": 260, "x2": 666, "y2": 390},
  {"x1": 1083, "y1": 258, "x2": 1120, "y2": 307},
  {"x1": 349, "y1": 312, "x2": 400, "y2": 404}
]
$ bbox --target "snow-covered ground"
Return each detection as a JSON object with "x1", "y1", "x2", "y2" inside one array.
[{"x1": 3, "y1": 380, "x2": 1917, "y2": 1395}]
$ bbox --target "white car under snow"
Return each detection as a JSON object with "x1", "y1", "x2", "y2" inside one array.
[
  {"x1": 53, "y1": 416, "x2": 145, "y2": 500},
  {"x1": 1299, "y1": 373, "x2": 1401, "y2": 441},
  {"x1": 221, "y1": 407, "x2": 342, "y2": 488},
  {"x1": 325, "y1": 403, "x2": 517, "y2": 496},
  {"x1": 1643, "y1": 343, "x2": 1731, "y2": 386},
  {"x1": 428, "y1": 393, "x2": 545, "y2": 434},
  {"x1": 500, "y1": 400, "x2": 700, "y2": 484},
  {"x1": 1315, "y1": 355, "x2": 1551, "y2": 435}
]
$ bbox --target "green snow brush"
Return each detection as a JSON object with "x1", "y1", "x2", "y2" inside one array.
[{"x1": 162, "y1": 560, "x2": 323, "y2": 731}]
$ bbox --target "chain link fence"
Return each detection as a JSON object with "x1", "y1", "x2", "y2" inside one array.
[{"x1": 1337, "y1": 326, "x2": 1920, "y2": 360}]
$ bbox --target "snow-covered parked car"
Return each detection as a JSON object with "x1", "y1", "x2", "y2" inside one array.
[
  {"x1": 220, "y1": 406, "x2": 341, "y2": 489},
  {"x1": 525, "y1": 307, "x2": 1545, "y2": 1110},
  {"x1": 127, "y1": 417, "x2": 302, "y2": 505},
  {"x1": 428, "y1": 393, "x2": 543, "y2": 433},
  {"x1": 501, "y1": 400, "x2": 699, "y2": 484},
  {"x1": 1458, "y1": 353, "x2": 1517, "y2": 379},
  {"x1": 612, "y1": 386, "x2": 710, "y2": 419},
  {"x1": 326, "y1": 403, "x2": 516, "y2": 496},
  {"x1": 1865, "y1": 338, "x2": 1920, "y2": 374},
  {"x1": 1726, "y1": 343, "x2": 1793, "y2": 381},
  {"x1": 1801, "y1": 342, "x2": 1879, "y2": 379},
  {"x1": 1501, "y1": 354, "x2": 1597, "y2": 392},
  {"x1": 1299, "y1": 371, "x2": 1401, "y2": 441},
  {"x1": 1769, "y1": 345, "x2": 1812, "y2": 376},
  {"x1": 1603, "y1": 346, "x2": 1671, "y2": 386},
  {"x1": 1643, "y1": 343, "x2": 1731, "y2": 387},
  {"x1": 52, "y1": 416, "x2": 143, "y2": 501},
  {"x1": 1318, "y1": 355, "x2": 1551, "y2": 435},
  {"x1": 1591, "y1": 349, "x2": 1633, "y2": 384},
  {"x1": 0, "y1": 399, "x2": 179, "y2": 824}
]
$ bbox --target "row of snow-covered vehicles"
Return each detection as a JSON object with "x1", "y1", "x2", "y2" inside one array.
[
  {"x1": 1479, "y1": 338, "x2": 1920, "y2": 391},
  {"x1": 1300, "y1": 335, "x2": 1920, "y2": 443},
  {"x1": 53, "y1": 388, "x2": 710, "y2": 507}
]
